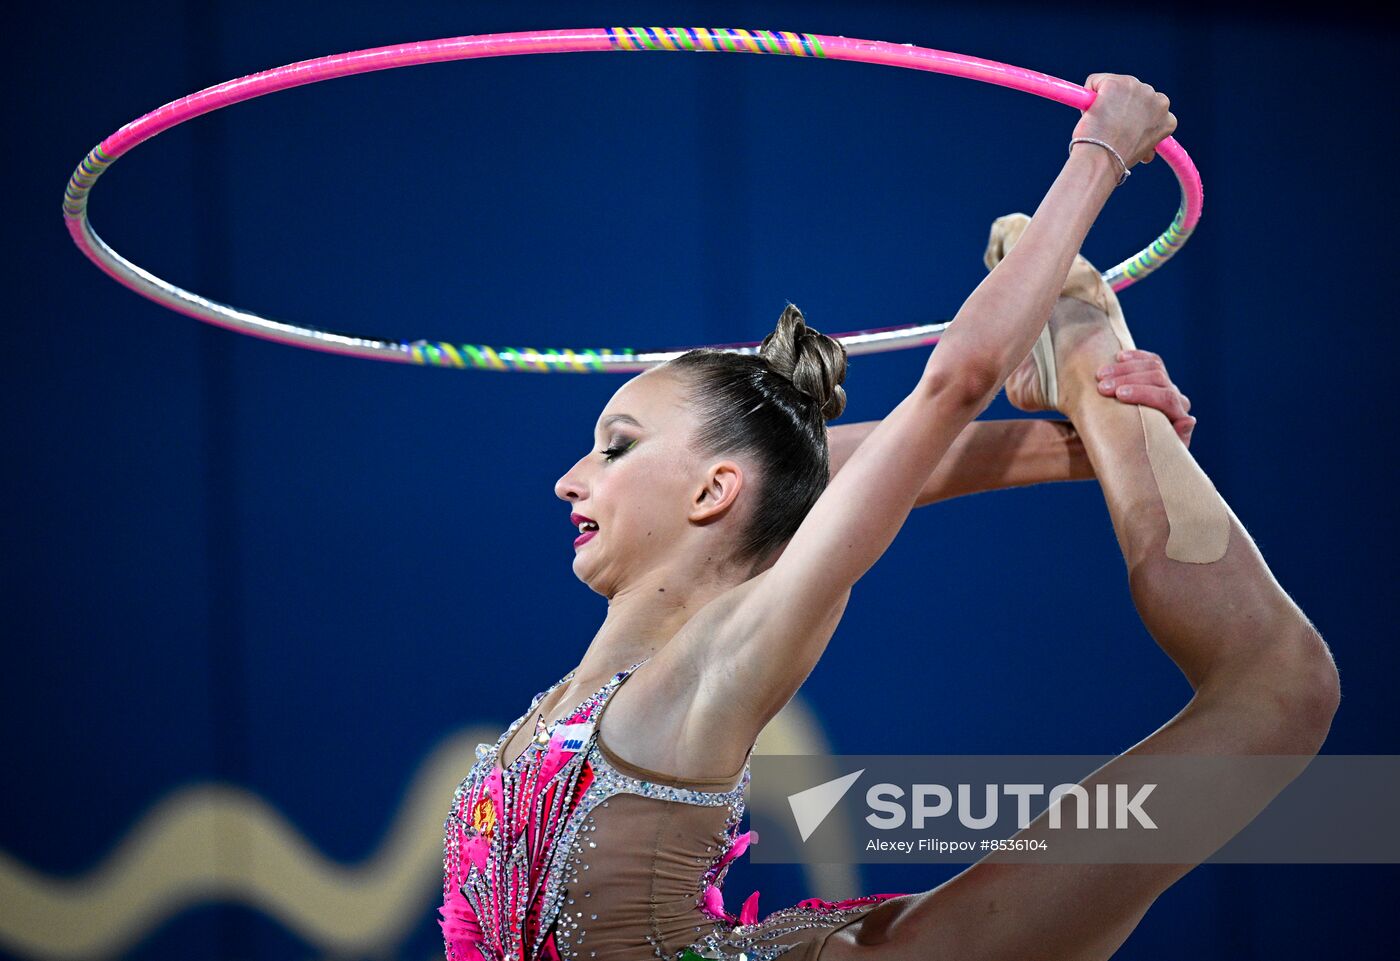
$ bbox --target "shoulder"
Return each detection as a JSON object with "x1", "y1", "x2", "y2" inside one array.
[
  {"x1": 612, "y1": 568, "x2": 853, "y2": 766},
  {"x1": 595, "y1": 570, "x2": 780, "y2": 777}
]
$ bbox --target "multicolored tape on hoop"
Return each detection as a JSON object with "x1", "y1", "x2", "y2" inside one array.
[{"x1": 64, "y1": 27, "x2": 1203, "y2": 373}]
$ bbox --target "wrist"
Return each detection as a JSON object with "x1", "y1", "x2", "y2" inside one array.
[
  {"x1": 1065, "y1": 141, "x2": 1122, "y2": 192},
  {"x1": 1048, "y1": 419, "x2": 1093, "y2": 481},
  {"x1": 1069, "y1": 137, "x2": 1129, "y2": 188}
]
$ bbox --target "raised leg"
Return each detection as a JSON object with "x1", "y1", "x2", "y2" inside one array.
[{"x1": 823, "y1": 296, "x2": 1341, "y2": 961}]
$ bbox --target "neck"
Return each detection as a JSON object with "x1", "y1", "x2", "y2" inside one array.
[{"x1": 573, "y1": 554, "x2": 756, "y2": 679}]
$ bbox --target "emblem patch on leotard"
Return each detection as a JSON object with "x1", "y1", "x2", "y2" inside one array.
[
  {"x1": 470, "y1": 794, "x2": 496, "y2": 838},
  {"x1": 554, "y1": 720, "x2": 595, "y2": 753}
]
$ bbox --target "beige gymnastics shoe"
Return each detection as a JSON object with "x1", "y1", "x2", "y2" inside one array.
[{"x1": 982, "y1": 212, "x2": 1137, "y2": 411}]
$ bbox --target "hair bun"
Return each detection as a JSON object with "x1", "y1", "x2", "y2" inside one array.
[{"x1": 758, "y1": 303, "x2": 848, "y2": 421}]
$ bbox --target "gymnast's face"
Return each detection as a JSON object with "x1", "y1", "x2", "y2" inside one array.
[{"x1": 553, "y1": 366, "x2": 751, "y2": 597}]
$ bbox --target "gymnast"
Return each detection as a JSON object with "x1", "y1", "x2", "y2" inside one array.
[{"x1": 439, "y1": 72, "x2": 1338, "y2": 961}]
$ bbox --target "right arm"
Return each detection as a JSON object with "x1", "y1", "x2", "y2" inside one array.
[
  {"x1": 927, "y1": 73, "x2": 1177, "y2": 399},
  {"x1": 691, "y1": 76, "x2": 1177, "y2": 723},
  {"x1": 924, "y1": 148, "x2": 1120, "y2": 402}
]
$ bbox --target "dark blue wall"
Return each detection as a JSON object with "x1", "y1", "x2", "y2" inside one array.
[{"x1": 6, "y1": 2, "x2": 1397, "y2": 959}]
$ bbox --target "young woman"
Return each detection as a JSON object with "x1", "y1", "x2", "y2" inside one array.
[{"x1": 440, "y1": 74, "x2": 1338, "y2": 961}]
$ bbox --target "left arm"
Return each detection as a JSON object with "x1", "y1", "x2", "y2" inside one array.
[
  {"x1": 831, "y1": 417, "x2": 1089, "y2": 506},
  {"x1": 828, "y1": 348, "x2": 1196, "y2": 506}
]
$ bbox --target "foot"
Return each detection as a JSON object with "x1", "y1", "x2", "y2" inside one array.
[
  {"x1": 1008, "y1": 298, "x2": 1128, "y2": 414},
  {"x1": 982, "y1": 213, "x2": 1136, "y2": 413}
]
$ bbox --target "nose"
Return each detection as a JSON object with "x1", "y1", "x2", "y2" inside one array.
[{"x1": 554, "y1": 451, "x2": 592, "y2": 503}]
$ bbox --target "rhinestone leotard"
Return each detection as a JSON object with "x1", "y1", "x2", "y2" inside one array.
[{"x1": 440, "y1": 658, "x2": 907, "y2": 961}]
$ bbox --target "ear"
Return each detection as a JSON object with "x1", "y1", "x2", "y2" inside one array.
[{"x1": 689, "y1": 459, "x2": 745, "y2": 524}]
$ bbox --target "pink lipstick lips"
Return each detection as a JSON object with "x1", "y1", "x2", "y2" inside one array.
[{"x1": 571, "y1": 512, "x2": 598, "y2": 548}]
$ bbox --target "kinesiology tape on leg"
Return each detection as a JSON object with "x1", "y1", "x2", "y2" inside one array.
[
  {"x1": 1092, "y1": 289, "x2": 1226, "y2": 568},
  {"x1": 1100, "y1": 305, "x2": 1230, "y2": 564},
  {"x1": 1136, "y1": 405, "x2": 1231, "y2": 563}
]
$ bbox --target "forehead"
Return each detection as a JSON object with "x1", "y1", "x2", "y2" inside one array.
[{"x1": 596, "y1": 368, "x2": 690, "y2": 431}]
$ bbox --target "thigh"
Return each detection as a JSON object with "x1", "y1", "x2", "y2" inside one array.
[
  {"x1": 820, "y1": 860, "x2": 1168, "y2": 961},
  {"x1": 820, "y1": 691, "x2": 1312, "y2": 961}
]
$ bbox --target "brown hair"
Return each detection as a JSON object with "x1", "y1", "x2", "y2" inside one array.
[{"x1": 665, "y1": 303, "x2": 848, "y2": 569}]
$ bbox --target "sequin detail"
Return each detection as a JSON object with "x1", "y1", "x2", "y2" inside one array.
[{"x1": 441, "y1": 660, "x2": 904, "y2": 960}]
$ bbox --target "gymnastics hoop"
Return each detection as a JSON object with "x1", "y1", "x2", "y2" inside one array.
[{"x1": 65, "y1": 27, "x2": 1203, "y2": 374}]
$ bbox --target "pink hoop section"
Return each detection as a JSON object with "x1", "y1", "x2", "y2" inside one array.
[{"x1": 64, "y1": 27, "x2": 1203, "y2": 373}]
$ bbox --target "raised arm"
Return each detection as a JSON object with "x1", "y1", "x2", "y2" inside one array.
[{"x1": 695, "y1": 75, "x2": 1176, "y2": 724}]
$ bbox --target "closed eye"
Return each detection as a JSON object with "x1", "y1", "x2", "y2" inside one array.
[{"x1": 601, "y1": 439, "x2": 637, "y2": 461}]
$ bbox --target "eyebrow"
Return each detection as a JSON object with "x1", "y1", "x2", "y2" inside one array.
[{"x1": 597, "y1": 413, "x2": 645, "y2": 432}]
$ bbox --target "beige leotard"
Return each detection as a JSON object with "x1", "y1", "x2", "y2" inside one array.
[{"x1": 441, "y1": 658, "x2": 905, "y2": 960}]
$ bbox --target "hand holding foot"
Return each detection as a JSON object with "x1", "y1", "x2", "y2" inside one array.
[
  {"x1": 987, "y1": 209, "x2": 1231, "y2": 563},
  {"x1": 1095, "y1": 348, "x2": 1196, "y2": 446}
]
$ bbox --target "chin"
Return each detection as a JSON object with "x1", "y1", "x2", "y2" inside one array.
[{"x1": 570, "y1": 553, "x2": 606, "y2": 591}]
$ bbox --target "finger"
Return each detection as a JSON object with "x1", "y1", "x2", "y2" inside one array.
[
  {"x1": 1096, "y1": 358, "x2": 1166, "y2": 378},
  {"x1": 1114, "y1": 348, "x2": 1163, "y2": 364},
  {"x1": 1181, "y1": 393, "x2": 1191, "y2": 414},
  {"x1": 1175, "y1": 416, "x2": 1197, "y2": 447},
  {"x1": 1098, "y1": 371, "x2": 1174, "y2": 398},
  {"x1": 1102, "y1": 369, "x2": 1173, "y2": 391},
  {"x1": 1108, "y1": 383, "x2": 1188, "y2": 420},
  {"x1": 1097, "y1": 370, "x2": 1172, "y2": 393},
  {"x1": 1084, "y1": 73, "x2": 1107, "y2": 92},
  {"x1": 1176, "y1": 420, "x2": 1198, "y2": 451}
]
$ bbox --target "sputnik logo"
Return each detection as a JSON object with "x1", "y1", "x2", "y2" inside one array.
[{"x1": 787, "y1": 769, "x2": 864, "y2": 842}]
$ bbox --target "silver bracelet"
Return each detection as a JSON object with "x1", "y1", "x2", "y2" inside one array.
[{"x1": 1069, "y1": 136, "x2": 1130, "y2": 187}]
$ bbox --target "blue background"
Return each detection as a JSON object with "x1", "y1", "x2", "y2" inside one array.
[{"x1": 6, "y1": 1, "x2": 1397, "y2": 959}]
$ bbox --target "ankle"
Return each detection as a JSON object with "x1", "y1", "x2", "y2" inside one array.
[
  {"x1": 1058, "y1": 362, "x2": 1123, "y2": 421},
  {"x1": 1057, "y1": 331, "x2": 1119, "y2": 397}
]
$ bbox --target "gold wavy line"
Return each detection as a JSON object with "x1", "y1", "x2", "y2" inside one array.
[
  {"x1": 0, "y1": 699, "x2": 855, "y2": 959},
  {"x1": 0, "y1": 726, "x2": 491, "y2": 959}
]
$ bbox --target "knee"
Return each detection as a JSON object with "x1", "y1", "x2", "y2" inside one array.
[
  {"x1": 1199, "y1": 616, "x2": 1340, "y2": 755},
  {"x1": 1254, "y1": 622, "x2": 1341, "y2": 755},
  {"x1": 1290, "y1": 625, "x2": 1341, "y2": 748}
]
